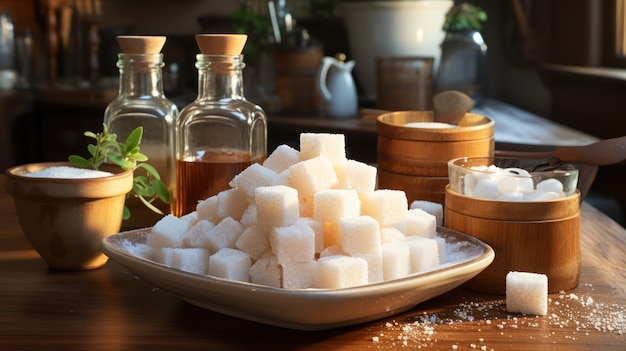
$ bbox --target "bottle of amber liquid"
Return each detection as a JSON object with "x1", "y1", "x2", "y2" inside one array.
[
  {"x1": 104, "y1": 36, "x2": 178, "y2": 229},
  {"x1": 176, "y1": 34, "x2": 267, "y2": 216}
]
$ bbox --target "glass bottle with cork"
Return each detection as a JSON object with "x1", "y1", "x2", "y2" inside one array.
[
  {"x1": 103, "y1": 36, "x2": 178, "y2": 229},
  {"x1": 176, "y1": 34, "x2": 267, "y2": 217}
]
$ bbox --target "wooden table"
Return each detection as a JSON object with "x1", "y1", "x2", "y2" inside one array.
[{"x1": 1, "y1": 174, "x2": 624, "y2": 350}]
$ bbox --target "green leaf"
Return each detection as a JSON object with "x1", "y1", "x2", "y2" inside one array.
[
  {"x1": 125, "y1": 127, "x2": 143, "y2": 152},
  {"x1": 123, "y1": 206, "x2": 130, "y2": 220},
  {"x1": 84, "y1": 131, "x2": 98, "y2": 139},
  {"x1": 68, "y1": 155, "x2": 90, "y2": 167},
  {"x1": 136, "y1": 163, "x2": 161, "y2": 179},
  {"x1": 151, "y1": 179, "x2": 171, "y2": 203}
]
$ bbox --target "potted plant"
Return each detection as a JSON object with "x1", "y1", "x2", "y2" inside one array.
[
  {"x1": 434, "y1": 2, "x2": 488, "y2": 105},
  {"x1": 5, "y1": 125, "x2": 170, "y2": 271}
]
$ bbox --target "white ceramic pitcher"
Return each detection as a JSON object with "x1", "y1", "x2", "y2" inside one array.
[{"x1": 316, "y1": 54, "x2": 358, "y2": 119}]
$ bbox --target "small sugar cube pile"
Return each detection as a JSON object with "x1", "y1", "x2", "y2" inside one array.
[
  {"x1": 143, "y1": 133, "x2": 446, "y2": 289},
  {"x1": 463, "y1": 165, "x2": 569, "y2": 201}
]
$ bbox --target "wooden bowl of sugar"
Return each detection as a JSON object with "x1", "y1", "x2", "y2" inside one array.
[
  {"x1": 376, "y1": 111, "x2": 494, "y2": 205},
  {"x1": 443, "y1": 157, "x2": 581, "y2": 295}
]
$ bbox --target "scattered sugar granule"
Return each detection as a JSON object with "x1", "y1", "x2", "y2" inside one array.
[{"x1": 25, "y1": 166, "x2": 114, "y2": 178}]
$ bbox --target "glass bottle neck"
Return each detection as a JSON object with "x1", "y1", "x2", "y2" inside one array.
[
  {"x1": 117, "y1": 53, "x2": 165, "y2": 97},
  {"x1": 196, "y1": 54, "x2": 245, "y2": 101}
]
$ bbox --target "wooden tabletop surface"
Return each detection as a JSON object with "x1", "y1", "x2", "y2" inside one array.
[{"x1": 1, "y1": 174, "x2": 625, "y2": 350}]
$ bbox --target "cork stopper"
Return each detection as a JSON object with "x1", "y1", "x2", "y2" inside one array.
[
  {"x1": 116, "y1": 35, "x2": 166, "y2": 54},
  {"x1": 195, "y1": 34, "x2": 247, "y2": 55}
]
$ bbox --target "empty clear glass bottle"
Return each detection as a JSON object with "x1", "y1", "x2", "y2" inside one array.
[
  {"x1": 104, "y1": 50, "x2": 178, "y2": 229},
  {"x1": 176, "y1": 50, "x2": 267, "y2": 217}
]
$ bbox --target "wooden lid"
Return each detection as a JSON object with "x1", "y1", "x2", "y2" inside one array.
[
  {"x1": 116, "y1": 36, "x2": 166, "y2": 54},
  {"x1": 195, "y1": 34, "x2": 247, "y2": 55}
]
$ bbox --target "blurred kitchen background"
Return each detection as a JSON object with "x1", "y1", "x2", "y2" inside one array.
[{"x1": 0, "y1": 0, "x2": 624, "y2": 225}]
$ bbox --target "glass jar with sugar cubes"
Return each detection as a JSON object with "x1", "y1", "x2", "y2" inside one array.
[
  {"x1": 175, "y1": 34, "x2": 267, "y2": 217},
  {"x1": 444, "y1": 156, "x2": 581, "y2": 294}
]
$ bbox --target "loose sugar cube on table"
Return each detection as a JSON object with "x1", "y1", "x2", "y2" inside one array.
[
  {"x1": 506, "y1": 271, "x2": 548, "y2": 316},
  {"x1": 382, "y1": 241, "x2": 411, "y2": 281},
  {"x1": 206, "y1": 216, "x2": 245, "y2": 254},
  {"x1": 249, "y1": 251, "x2": 282, "y2": 288},
  {"x1": 406, "y1": 236, "x2": 440, "y2": 273},
  {"x1": 339, "y1": 215, "x2": 382, "y2": 255},
  {"x1": 208, "y1": 247, "x2": 251, "y2": 282},
  {"x1": 282, "y1": 261, "x2": 317, "y2": 289},
  {"x1": 410, "y1": 200, "x2": 443, "y2": 226},
  {"x1": 149, "y1": 215, "x2": 190, "y2": 249},
  {"x1": 269, "y1": 223, "x2": 316, "y2": 264},
  {"x1": 287, "y1": 156, "x2": 338, "y2": 196},
  {"x1": 229, "y1": 163, "x2": 277, "y2": 199},
  {"x1": 161, "y1": 247, "x2": 210, "y2": 275},
  {"x1": 316, "y1": 255, "x2": 368, "y2": 289},
  {"x1": 299, "y1": 133, "x2": 347, "y2": 164},
  {"x1": 263, "y1": 144, "x2": 301, "y2": 173},
  {"x1": 313, "y1": 189, "x2": 361, "y2": 222},
  {"x1": 405, "y1": 208, "x2": 437, "y2": 238},
  {"x1": 361, "y1": 189, "x2": 409, "y2": 226},
  {"x1": 217, "y1": 188, "x2": 249, "y2": 221},
  {"x1": 255, "y1": 185, "x2": 300, "y2": 226}
]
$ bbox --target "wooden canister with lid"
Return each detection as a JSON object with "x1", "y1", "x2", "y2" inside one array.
[{"x1": 376, "y1": 111, "x2": 494, "y2": 204}]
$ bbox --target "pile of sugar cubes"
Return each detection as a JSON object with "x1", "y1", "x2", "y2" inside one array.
[
  {"x1": 462, "y1": 165, "x2": 570, "y2": 201},
  {"x1": 143, "y1": 133, "x2": 446, "y2": 289}
]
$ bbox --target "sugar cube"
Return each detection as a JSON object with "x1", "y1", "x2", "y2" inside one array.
[
  {"x1": 505, "y1": 271, "x2": 548, "y2": 316},
  {"x1": 319, "y1": 244, "x2": 345, "y2": 258},
  {"x1": 229, "y1": 163, "x2": 277, "y2": 199},
  {"x1": 522, "y1": 190, "x2": 561, "y2": 201},
  {"x1": 299, "y1": 133, "x2": 347, "y2": 164},
  {"x1": 255, "y1": 185, "x2": 300, "y2": 226},
  {"x1": 249, "y1": 251, "x2": 282, "y2": 288},
  {"x1": 323, "y1": 221, "x2": 341, "y2": 248},
  {"x1": 162, "y1": 247, "x2": 210, "y2": 275},
  {"x1": 405, "y1": 208, "x2": 437, "y2": 238},
  {"x1": 313, "y1": 189, "x2": 361, "y2": 222},
  {"x1": 263, "y1": 144, "x2": 301, "y2": 173},
  {"x1": 338, "y1": 216, "x2": 382, "y2": 255},
  {"x1": 410, "y1": 200, "x2": 443, "y2": 226},
  {"x1": 182, "y1": 219, "x2": 215, "y2": 249},
  {"x1": 296, "y1": 217, "x2": 324, "y2": 254},
  {"x1": 235, "y1": 224, "x2": 270, "y2": 260},
  {"x1": 239, "y1": 204, "x2": 257, "y2": 228},
  {"x1": 380, "y1": 226, "x2": 406, "y2": 244},
  {"x1": 316, "y1": 255, "x2": 368, "y2": 289},
  {"x1": 205, "y1": 216, "x2": 245, "y2": 254},
  {"x1": 472, "y1": 177, "x2": 500, "y2": 199},
  {"x1": 217, "y1": 188, "x2": 249, "y2": 221},
  {"x1": 382, "y1": 241, "x2": 411, "y2": 280},
  {"x1": 536, "y1": 178, "x2": 564, "y2": 194},
  {"x1": 334, "y1": 159, "x2": 377, "y2": 193},
  {"x1": 196, "y1": 195, "x2": 219, "y2": 222},
  {"x1": 406, "y1": 236, "x2": 440, "y2": 273},
  {"x1": 361, "y1": 189, "x2": 409, "y2": 226},
  {"x1": 208, "y1": 248, "x2": 251, "y2": 282},
  {"x1": 282, "y1": 261, "x2": 317, "y2": 289},
  {"x1": 149, "y1": 215, "x2": 190, "y2": 249},
  {"x1": 352, "y1": 252, "x2": 384, "y2": 283},
  {"x1": 269, "y1": 223, "x2": 316, "y2": 264},
  {"x1": 287, "y1": 156, "x2": 338, "y2": 196}
]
